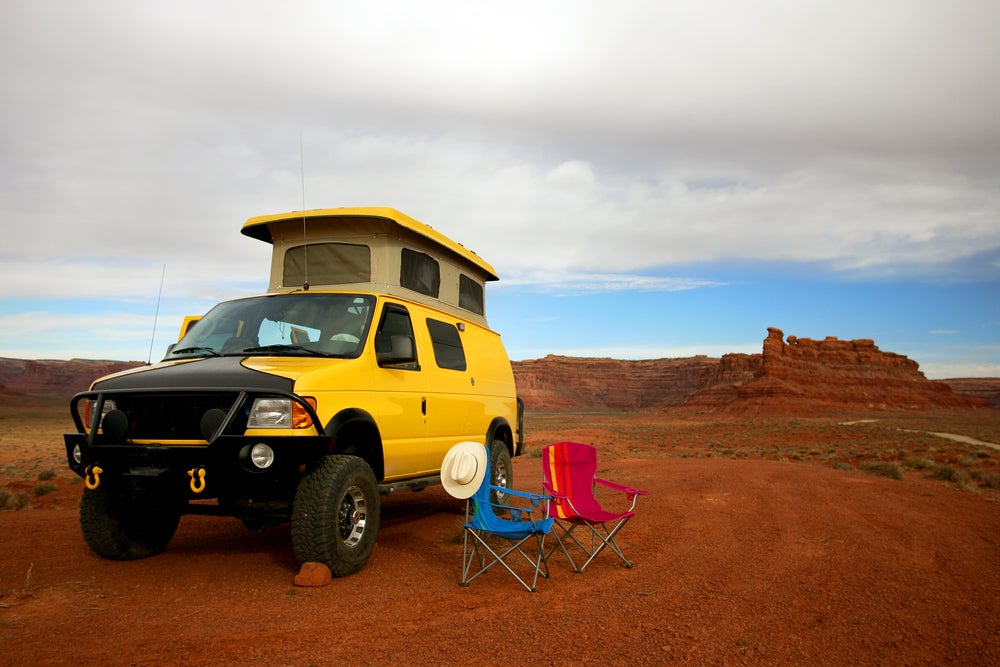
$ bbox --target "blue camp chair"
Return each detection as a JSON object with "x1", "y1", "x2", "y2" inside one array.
[{"x1": 442, "y1": 442, "x2": 554, "y2": 592}]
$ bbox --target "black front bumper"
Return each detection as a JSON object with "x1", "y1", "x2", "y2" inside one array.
[
  {"x1": 65, "y1": 432, "x2": 331, "y2": 503},
  {"x1": 65, "y1": 386, "x2": 332, "y2": 508}
]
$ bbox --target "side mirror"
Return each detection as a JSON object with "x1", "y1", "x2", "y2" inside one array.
[{"x1": 377, "y1": 334, "x2": 417, "y2": 365}]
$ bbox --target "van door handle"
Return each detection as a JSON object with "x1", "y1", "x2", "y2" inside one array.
[{"x1": 421, "y1": 397, "x2": 427, "y2": 415}]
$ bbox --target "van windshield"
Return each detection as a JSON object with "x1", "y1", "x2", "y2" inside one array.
[{"x1": 168, "y1": 293, "x2": 375, "y2": 359}]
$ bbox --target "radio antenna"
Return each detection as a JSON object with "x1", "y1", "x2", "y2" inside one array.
[
  {"x1": 300, "y1": 136, "x2": 309, "y2": 290},
  {"x1": 147, "y1": 264, "x2": 166, "y2": 364}
]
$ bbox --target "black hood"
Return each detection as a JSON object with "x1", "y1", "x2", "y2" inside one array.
[{"x1": 93, "y1": 357, "x2": 294, "y2": 393}]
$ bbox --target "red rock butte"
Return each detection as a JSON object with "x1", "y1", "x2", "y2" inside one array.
[{"x1": 512, "y1": 327, "x2": 991, "y2": 413}]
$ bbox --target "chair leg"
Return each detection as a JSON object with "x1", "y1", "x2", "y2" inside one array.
[
  {"x1": 577, "y1": 518, "x2": 633, "y2": 572},
  {"x1": 549, "y1": 517, "x2": 635, "y2": 572},
  {"x1": 545, "y1": 520, "x2": 582, "y2": 573},
  {"x1": 461, "y1": 529, "x2": 548, "y2": 592}
]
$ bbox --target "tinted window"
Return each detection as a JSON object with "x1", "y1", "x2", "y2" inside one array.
[
  {"x1": 459, "y1": 274, "x2": 484, "y2": 315},
  {"x1": 426, "y1": 319, "x2": 467, "y2": 371},
  {"x1": 400, "y1": 248, "x2": 440, "y2": 297}
]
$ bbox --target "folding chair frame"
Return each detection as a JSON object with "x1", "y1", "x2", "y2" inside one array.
[
  {"x1": 542, "y1": 442, "x2": 649, "y2": 573},
  {"x1": 461, "y1": 486, "x2": 552, "y2": 592}
]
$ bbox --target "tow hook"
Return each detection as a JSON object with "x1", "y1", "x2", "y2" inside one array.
[
  {"x1": 84, "y1": 465, "x2": 103, "y2": 490},
  {"x1": 188, "y1": 467, "x2": 207, "y2": 494}
]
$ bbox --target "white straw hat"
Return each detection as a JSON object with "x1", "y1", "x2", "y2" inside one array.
[{"x1": 441, "y1": 441, "x2": 488, "y2": 499}]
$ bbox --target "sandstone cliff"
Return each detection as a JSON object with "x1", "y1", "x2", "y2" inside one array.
[
  {"x1": 0, "y1": 358, "x2": 146, "y2": 396},
  {"x1": 728, "y1": 327, "x2": 982, "y2": 411},
  {"x1": 512, "y1": 328, "x2": 989, "y2": 412},
  {"x1": 511, "y1": 355, "x2": 722, "y2": 410}
]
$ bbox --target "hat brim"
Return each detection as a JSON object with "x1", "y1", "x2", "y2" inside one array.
[{"x1": 441, "y1": 441, "x2": 488, "y2": 499}]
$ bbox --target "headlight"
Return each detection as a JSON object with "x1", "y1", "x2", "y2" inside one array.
[
  {"x1": 248, "y1": 398, "x2": 292, "y2": 428},
  {"x1": 72, "y1": 444, "x2": 82, "y2": 464},
  {"x1": 247, "y1": 397, "x2": 316, "y2": 429},
  {"x1": 84, "y1": 398, "x2": 117, "y2": 428},
  {"x1": 250, "y1": 443, "x2": 275, "y2": 469}
]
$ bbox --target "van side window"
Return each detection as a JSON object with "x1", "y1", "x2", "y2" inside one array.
[
  {"x1": 458, "y1": 274, "x2": 484, "y2": 315},
  {"x1": 426, "y1": 319, "x2": 467, "y2": 371},
  {"x1": 375, "y1": 304, "x2": 419, "y2": 369},
  {"x1": 400, "y1": 248, "x2": 440, "y2": 298},
  {"x1": 284, "y1": 243, "x2": 371, "y2": 287}
]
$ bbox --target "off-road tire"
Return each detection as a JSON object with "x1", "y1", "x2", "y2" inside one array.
[
  {"x1": 489, "y1": 439, "x2": 513, "y2": 508},
  {"x1": 79, "y1": 486, "x2": 180, "y2": 560},
  {"x1": 291, "y1": 454, "x2": 381, "y2": 577}
]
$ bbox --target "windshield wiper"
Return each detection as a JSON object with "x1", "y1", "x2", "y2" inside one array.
[
  {"x1": 170, "y1": 346, "x2": 221, "y2": 357},
  {"x1": 242, "y1": 344, "x2": 331, "y2": 357}
]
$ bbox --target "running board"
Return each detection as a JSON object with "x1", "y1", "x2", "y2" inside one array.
[{"x1": 378, "y1": 475, "x2": 440, "y2": 495}]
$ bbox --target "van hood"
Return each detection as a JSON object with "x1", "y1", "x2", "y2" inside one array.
[{"x1": 91, "y1": 356, "x2": 294, "y2": 393}]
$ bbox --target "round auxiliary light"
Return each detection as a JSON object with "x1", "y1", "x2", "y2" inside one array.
[
  {"x1": 101, "y1": 409, "x2": 129, "y2": 442},
  {"x1": 72, "y1": 444, "x2": 82, "y2": 465},
  {"x1": 250, "y1": 443, "x2": 275, "y2": 470}
]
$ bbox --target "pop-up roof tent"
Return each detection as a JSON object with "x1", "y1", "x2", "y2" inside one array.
[{"x1": 242, "y1": 207, "x2": 498, "y2": 327}]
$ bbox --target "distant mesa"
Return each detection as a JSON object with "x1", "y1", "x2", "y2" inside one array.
[
  {"x1": 0, "y1": 328, "x2": 996, "y2": 412},
  {"x1": 0, "y1": 358, "x2": 145, "y2": 398},
  {"x1": 511, "y1": 327, "x2": 994, "y2": 412}
]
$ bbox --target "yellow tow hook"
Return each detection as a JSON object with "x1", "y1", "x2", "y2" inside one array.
[
  {"x1": 84, "y1": 465, "x2": 103, "y2": 490},
  {"x1": 188, "y1": 467, "x2": 207, "y2": 494}
]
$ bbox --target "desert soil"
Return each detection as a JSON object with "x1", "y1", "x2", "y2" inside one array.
[{"x1": 2, "y1": 399, "x2": 999, "y2": 666}]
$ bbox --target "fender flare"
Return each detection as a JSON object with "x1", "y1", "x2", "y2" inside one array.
[
  {"x1": 485, "y1": 417, "x2": 515, "y2": 457},
  {"x1": 324, "y1": 408, "x2": 385, "y2": 480}
]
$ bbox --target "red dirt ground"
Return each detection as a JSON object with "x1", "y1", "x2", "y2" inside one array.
[{"x1": 2, "y1": 403, "x2": 999, "y2": 665}]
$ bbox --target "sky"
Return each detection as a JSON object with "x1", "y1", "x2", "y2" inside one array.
[{"x1": 1, "y1": 1, "x2": 998, "y2": 379}]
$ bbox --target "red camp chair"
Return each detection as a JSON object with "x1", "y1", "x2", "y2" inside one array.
[{"x1": 541, "y1": 441, "x2": 648, "y2": 572}]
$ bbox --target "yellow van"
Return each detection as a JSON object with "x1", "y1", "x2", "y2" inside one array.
[{"x1": 64, "y1": 208, "x2": 522, "y2": 577}]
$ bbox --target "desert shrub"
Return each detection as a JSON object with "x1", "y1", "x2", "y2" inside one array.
[
  {"x1": 904, "y1": 457, "x2": 936, "y2": 471},
  {"x1": 37, "y1": 469, "x2": 57, "y2": 481},
  {"x1": 955, "y1": 456, "x2": 979, "y2": 468},
  {"x1": 931, "y1": 464, "x2": 959, "y2": 481},
  {"x1": 0, "y1": 487, "x2": 32, "y2": 510},
  {"x1": 971, "y1": 470, "x2": 1000, "y2": 489},
  {"x1": 932, "y1": 464, "x2": 975, "y2": 490},
  {"x1": 33, "y1": 482, "x2": 58, "y2": 497},
  {"x1": 833, "y1": 462, "x2": 854, "y2": 472},
  {"x1": 860, "y1": 461, "x2": 904, "y2": 480}
]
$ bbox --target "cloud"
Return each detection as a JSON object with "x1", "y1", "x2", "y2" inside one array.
[
  {"x1": 497, "y1": 269, "x2": 724, "y2": 295},
  {"x1": 0, "y1": 309, "x2": 165, "y2": 361},
  {"x1": 919, "y1": 362, "x2": 1000, "y2": 380},
  {"x1": 1, "y1": 2, "x2": 998, "y2": 295}
]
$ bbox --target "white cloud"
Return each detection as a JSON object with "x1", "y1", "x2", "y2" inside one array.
[
  {"x1": 920, "y1": 362, "x2": 1000, "y2": 380},
  {"x1": 497, "y1": 269, "x2": 723, "y2": 295},
  {"x1": 1, "y1": 2, "x2": 998, "y2": 290}
]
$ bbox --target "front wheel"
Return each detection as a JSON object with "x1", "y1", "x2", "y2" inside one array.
[
  {"x1": 79, "y1": 486, "x2": 180, "y2": 560},
  {"x1": 291, "y1": 455, "x2": 380, "y2": 578}
]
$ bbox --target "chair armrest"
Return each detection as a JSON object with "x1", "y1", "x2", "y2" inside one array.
[
  {"x1": 595, "y1": 477, "x2": 649, "y2": 497},
  {"x1": 493, "y1": 485, "x2": 551, "y2": 504},
  {"x1": 487, "y1": 485, "x2": 552, "y2": 516}
]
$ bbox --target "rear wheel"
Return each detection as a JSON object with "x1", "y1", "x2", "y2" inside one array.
[
  {"x1": 489, "y1": 439, "x2": 513, "y2": 507},
  {"x1": 79, "y1": 486, "x2": 180, "y2": 560},
  {"x1": 291, "y1": 455, "x2": 380, "y2": 577}
]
